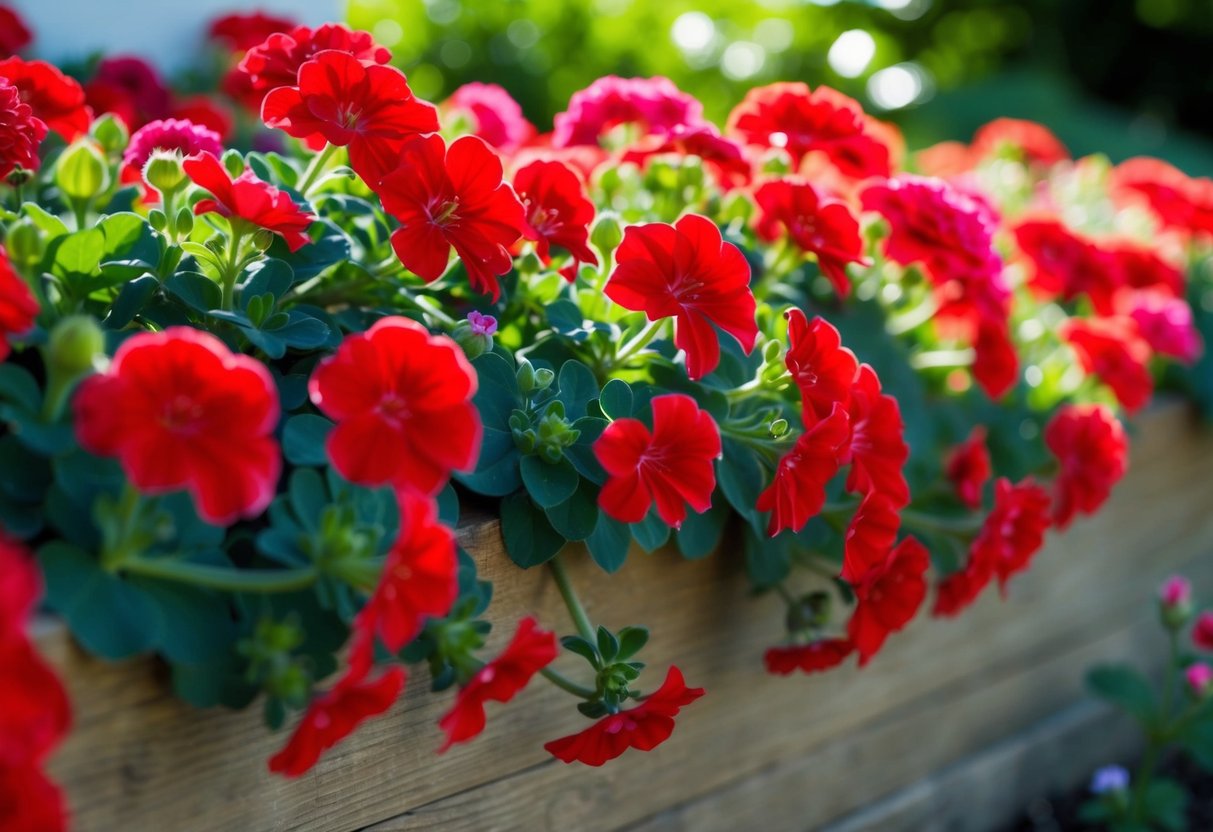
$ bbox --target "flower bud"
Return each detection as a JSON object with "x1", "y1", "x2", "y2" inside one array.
[
  {"x1": 770, "y1": 418, "x2": 789, "y2": 438},
  {"x1": 1159, "y1": 575, "x2": 1193, "y2": 630},
  {"x1": 5, "y1": 220, "x2": 43, "y2": 268},
  {"x1": 762, "y1": 339, "x2": 783, "y2": 365},
  {"x1": 251, "y1": 228, "x2": 275, "y2": 251},
  {"x1": 148, "y1": 209, "x2": 168, "y2": 234},
  {"x1": 47, "y1": 315, "x2": 104, "y2": 378},
  {"x1": 516, "y1": 358, "x2": 536, "y2": 394},
  {"x1": 143, "y1": 150, "x2": 187, "y2": 194},
  {"x1": 533, "y1": 367, "x2": 555, "y2": 391},
  {"x1": 55, "y1": 139, "x2": 110, "y2": 202},
  {"x1": 760, "y1": 148, "x2": 792, "y2": 176},
  {"x1": 89, "y1": 113, "x2": 129, "y2": 155},
  {"x1": 5, "y1": 167, "x2": 34, "y2": 188},
  {"x1": 1186, "y1": 663, "x2": 1213, "y2": 699},
  {"x1": 174, "y1": 205, "x2": 195, "y2": 236},
  {"x1": 591, "y1": 212, "x2": 624, "y2": 255},
  {"x1": 454, "y1": 311, "x2": 497, "y2": 361}
]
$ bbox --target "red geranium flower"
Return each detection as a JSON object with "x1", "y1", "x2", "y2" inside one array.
[
  {"x1": 1192, "y1": 612, "x2": 1213, "y2": 651},
  {"x1": 1045, "y1": 404, "x2": 1128, "y2": 530},
  {"x1": 605, "y1": 213, "x2": 757, "y2": 380},
  {"x1": 971, "y1": 318, "x2": 1020, "y2": 400},
  {"x1": 308, "y1": 316, "x2": 481, "y2": 495},
  {"x1": 764, "y1": 639, "x2": 854, "y2": 675},
  {"x1": 847, "y1": 536, "x2": 929, "y2": 665},
  {"x1": 842, "y1": 493, "x2": 902, "y2": 583},
  {"x1": 845, "y1": 365, "x2": 910, "y2": 508},
  {"x1": 594, "y1": 393, "x2": 721, "y2": 528},
  {"x1": 932, "y1": 559, "x2": 993, "y2": 618},
  {"x1": 753, "y1": 179, "x2": 867, "y2": 298},
  {"x1": 0, "y1": 638, "x2": 72, "y2": 766},
  {"x1": 946, "y1": 426, "x2": 992, "y2": 509},
  {"x1": 73, "y1": 327, "x2": 282, "y2": 526},
  {"x1": 261, "y1": 49, "x2": 439, "y2": 185},
  {"x1": 268, "y1": 664, "x2": 405, "y2": 777},
  {"x1": 86, "y1": 56, "x2": 171, "y2": 129},
  {"x1": 0, "y1": 533, "x2": 39, "y2": 635},
  {"x1": 0, "y1": 77, "x2": 46, "y2": 179},
  {"x1": 377, "y1": 134, "x2": 529, "y2": 300},
  {"x1": 1013, "y1": 219, "x2": 1120, "y2": 313},
  {"x1": 1110, "y1": 157, "x2": 1213, "y2": 238},
  {"x1": 239, "y1": 23, "x2": 391, "y2": 103},
  {"x1": 0, "y1": 58, "x2": 89, "y2": 141},
  {"x1": 1107, "y1": 240, "x2": 1184, "y2": 298},
  {"x1": 168, "y1": 96, "x2": 234, "y2": 142},
  {"x1": 121, "y1": 118, "x2": 223, "y2": 187},
  {"x1": 544, "y1": 666, "x2": 704, "y2": 766},
  {"x1": 970, "y1": 118, "x2": 1068, "y2": 167},
  {"x1": 727, "y1": 82, "x2": 892, "y2": 179},
  {"x1": 783, "y1": 309, "x2": 859, "y2": 421},
  {"x1": 0, "y1": 764, "x2": 66, "y2": 832},
  {"x1": 619, "y1": 124, "x2": 752, "y2": 190},
  {"x1": 756, "y1": 403, "x2": 850, "y2": 537},
  {"x1": 209, "y1": 11, "x2": 296, "y2": 53},
  {"x1": 0, "y1": 6, "x2": 32, "y2": 56},
  {"x1": 183, "y1": 151, "x2": 315, "y2": 251},
  {"x1": 1060, "y1": 317, "x2": 1153, "y2": 414},
  {"x1": 443, "y1": 82, "x2": 535, "y2": 154},
  {"x1": 438, "y1": 617, "x2": 558, "y2": 750},
  {"x1": 357, "y1": 492, "x2": 458, "y2": 653},
  {"x1": 513, "y1": 159, "x2": 599, "y2": 278},
  {"x1": 0, "y1": 249, "x2": 38, "y2": 362},
  {"x1": 971, "y1": 477, "x2": 1051, "y2": 590},
  {"x1": 552, "y1": 76, "x2": 706, "y2": 149},
  {"x1": 1121, "y1": 289, "x2": 1202, "y2": 363}
]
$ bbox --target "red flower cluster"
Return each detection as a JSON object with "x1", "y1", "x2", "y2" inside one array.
[
  {"x1": 262, "y1": 49, "x2": 439, "y2": 184},
  {"x1": 0, "y1": 58, "x2": 89, "y2": 141},
  {"x1": 753, "y1": 178, "x2": 867, "y2": 298},
  {"x1": 848, "y1": 537, "x2": 930, "y2": 665},
  {"x1": 946, "y1": 427, "x2": 992, "y2": 510},
  {"x1": 0, "y1": 76, "x2": 46, "y2": 179},
  {"x1": 756, "y1": 403, "x2": 849, "y2": 537},
  {"x1": 121, "y1": 117, "x2": 223, "y2": 189},
  {"x1": 237, "y1": 23, "x2": 391, "y2": 110},
  {"x1": 544, "y1": 666, "x2": 704, "y2": 766},
  {"x1": 438, "y1": 617, "x2": 558, "y2": 750},
  {"x1": 1111, "y1": 157, "x2": 1213, "y2": 239},
  {"x1": 0, "y1": 534, "x2": 70, "y2": 832},
  {"x1": 85, "y1": 56, "x2": 172, "y2": 130},
  {"x1": 553, "y1": 75, "x2": 706, "y2": 149},
  {"x1": 0, "y1": 5, "x2": 31, "y2": 56},
  {"x1": 0, "y1": 249, "x2": 38, "y2": 361},
  {"x1": 764, "y1": 638, "x2": 854, "y2": 676},
  {"x1": 209, "y1": 11, "x2": 295, "y2": 53},
  {"x1": 727, "y1": 82, "x2": 893, "y2": 180},
  {"x1": 605, "y1": 213, "x2": 757, "y2": 380},
  {"x1": 308, "y1": 316, "x2": 482, "y2": 496},
  {"x1": 513, "y1": 159, "x2": 599, "y2": 279},
  {"x1": 377, "y1": 134, "x2": 529, "y2": 300},
  {"x1": 184, "y1": 151, "x2": 315, "y2": 251},
  {"x1": 1045, "y1": 404, "x2": 1128, "y2": 530},
  {"x1": 1060, "y1": 317, "x2": 1153, "y2": 414},
  {"x1": 73, "y1": 327, "x2": 282, "y2": 526},
  {"x1": 620, "y1": 124, "x2": 751, "y2": 190},
  {"x1": 1015, "y1": 219, "x2": 1120, "y2": 313},
  {"x1": 443, "y1": 82, "x2": 535, "y2": 154},
  {"x1": 970, "y1": 118, "x2": 1069, "y2": 167},
  {"x1": 595, "y1": 393, "x2": 721, "y2": 528}
]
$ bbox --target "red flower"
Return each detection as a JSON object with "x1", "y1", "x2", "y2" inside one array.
[
  {"x1": 1193, "y1": 612, "x2": 1213, "y2": 651},
  {"x1": 0, "y1": 58, "x2": 89, "y2": 141},
  {"x1": 183, "y1": 151, "x2": 315, "y2": 251},
  {"x1": 1060, "y1": 317, "x2": 1153, "y2": 414},
  {"x1": 764, "y1": 639, "x2": 854, "y2": 675},
  {"x1": 438, "y1": 617, "x2": 558, "y2": 750},
  {"x1": 0, "y1": 638, "x2": 72, "y2": 766},
  {"x1": 239, "y1": 23, "x2": 391, "y2": 104},
  {"x1": 168, "y1": 96, "x2": 234, "y2": 141},
  {"x1": 1014, "y1": 219, "x2": 1120, "y2": 313},
  {"x1": 842, "y1": 494, "x2": 902, "y2": 583},
  {"x1": 308, "y1": 316, "x2": 481, "y2": 495},
  {"x1": 87, "y1": 56, "x2": 171, "y2": 129},
  {"x1": 594, "y1": 393, "x2": 721, "y2": 528},
  {"x1": 552, "y1": 76, "x2": 706, "y2": 149},
  {"x1": 209, "y1": 11, "x2": 296, "y2": 53},
  {"x1": 619, "y1": 124, "x2": 752, "y2": 190},
  {"x1": 753, "y1": 179, "x2": 867, "y2": 298},
  {"x1": 971, "y1": 478, "x2": 1051, "y2": 590},
  {"x1": 1110, "y1": 157, "x2": 1213, "y2": 239},
  {"x1": 443, "y1": 83, "x2": 535, "y2": 154},
  {"x1": 0, "y1": 249, "x2": 38, "y2": 361},
  {"x1": 513, "y1": 159, "x2": 599, "y2": 277},
  {"x1": 0, "y1": 6, "x2": 32, "y2": 56},
  {"x1": 932, "y1": 559, "x2": 993, "y2": 618},
  {"x1": 261, "y1": 49, "x2": 439, "y2": 184},
  {"x1": 605, "y1": 213, "x2": 757, "y2": 380},
  {"x1": 358, "y1": 492, "x2": 458, "y2": 653},
  {"x1": 972, "y1": 318, "x2": 1019, "y2": 400},
  {"x1": 756, "y1": 403, "x2": 849, "y2": 537},
  {"x1": 0, "y1": 77, "x2": 45, "y2": 178},
  {"x1": 1121, "y1": 289, "x2": 1202, "y2": 363},
  {"x1": 946, "y1": 427, "x2": 992, "y2": 509},
  {"x1": 1045, "y1": 404, "x2": 1128, "y2": 530},
  {"x1": 845, "y1": 365, "x2": 910, "y2": 508},
  {"x1": 847, "y1": 536, "x2": 929, "y2": 665},
  {"x1": 727, "y1": 82, "x2": 892, "y2": 179},
  {"x1": 783, "y1": 309, "x2": 859, "y2": 421},
  {"x1": 970, "y1": 118, "x2": 1068, "y2": 167},
  {"x1": 121, "y1": 118, "x2": 223, "y2": 187},
  {"x1": 377, "y1": 134, "x2": 529, "y2": 300},
  {"x1": 1107, "y1": 240, "x2": 1185, "y2": 298},
  {"x1": 268, "y1": 663, "x2": 405, "y2": 777},
  {"x1": 73, "y1": 327, "x2": 281, "y2": 526},
  {"x1": 0, "y1": 764, "x2": 67, "y2": 832},
  {"x1": 0, "y1": 533, "x2": 38, "y2": 635},
  {"x1": 544, "y1": 666, "x2": 704, "y2": 766}
]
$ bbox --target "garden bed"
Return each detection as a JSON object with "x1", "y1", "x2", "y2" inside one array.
[{"x1": 40, "y1": 400, "x2": 1213, "y2": 832}]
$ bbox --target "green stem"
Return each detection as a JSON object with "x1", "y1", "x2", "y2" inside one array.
[
  {"x1": 900, "y1": 508, "x2": 983, "y2": 536},
  {"x1": 539, "y1": 667, "x2": 598, "y2": 700},
  {"x1": 122, "y1": 557, "x2": 320, "y2": 593},
  {"x1": 99, "y1": 482, "x2": 151, "y2": 571},
  {"x1": 886, "y1": 294, "x2": 939, "y2": 336},
  {"x1": 608, "y1": 317, "x2": 669, "y2": 373},
  {"x1": 220, "y1": 228, "x2": 245, "y2": 311},
  {"x1": 297, "y1": 144, "x2": 338, "y2": 196},
  {"x1": 549, "y1": 553, "x2": 596, "y2": 645},
  {"x1": 909, "y1": 348, "x2": 975, "y2": 370}
]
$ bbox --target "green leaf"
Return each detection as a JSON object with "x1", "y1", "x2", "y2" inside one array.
[
  {"x1": 586, "y1": 512, "x2": 630, "y2": 573},
  {"x1": 520, "y1": 454, "x2": 580, "y2": 508},
  {"x1": 500, "y1": 491, "x2": 566, "y2": 568},
  {"x1": 165, "y1": 271, "x2": 222, "y2": 312},
  {"x1": 544, "y1": 480, "x2": 599, "y2": 541},
  {"x1": 240, "y1": 258, "x2": 295, "y2": 300},
  {"x1": 1144, "y1": 778, "x2": 1188, "y2": 832},
  {"x1": 717, "y1": 437, "x2": 765, "y2": 525},
  {"x1": 282, "y1": 414, "x2": 333, "y2": 466},
  {"x1": 132, "y1": 577, "x2": 237, "y2": 664},
  {"x1": 745, "y1": 529, "x2": 791, "y2": 588},
  {"x1": 22, "y1": 203, "x2": 69, "y2": 238},
  {"x1": 267, "y1": 220, "x2": 350, "y2": 279},
  {"x1": 631, "y1": 510, "x2": 670, "y2": 552},
  {"x1": 51, "y1": 228, "x2": 104, "y2": 278},
  {"x1": 560, "y1": 635, "x2": 599, "y2": 666},
  {"x1": 596, "y1": 625, "x2": 619, "y2": 662},
  {"x1": 1181, "y1": 718, "x2": 1213, "y2": 772},
  {"x1": 104, "y1": 275, "x2": 158, "y2": 329},
  {"x1": 1087, "y1": 665, "x2": 1158, "y2": 725},
  {"x1": 564, "y1": 416, "x2": 608, "y2": 484},
  {"x1": 675, "y1": 500, "x2": 728, "y2": 559},
  {"x1": 599, "y1": 378, "x2": 633, "y2": 420},
  {"x1": 546, "y1": 299, "x2": 584, "y2": 334},
  {"x1": 616, "y1": 626, "x2": 649, "y2": 660},
  {"x1": 0, "y1": 364, "x2": 41, "y2": 412},
  {"x1": 555, "y1": 360, "x2": 597, "y2": 420}
]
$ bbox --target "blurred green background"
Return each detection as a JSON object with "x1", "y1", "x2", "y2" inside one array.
[{"x1": 346, "y1": 0, "x2": 1213, "y2": 174}]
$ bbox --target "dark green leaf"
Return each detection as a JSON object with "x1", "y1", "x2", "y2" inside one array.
[
  {"x1": 104, "y1": 275, "x2": 159, "y2": 329},
  {"x1": 675, "y1": 500, "x2": 728, "y2": 559},
  {"x1": 544, "y1": 480, "x2": 599, "y2": 541},
  {"x1": 560, "y1": 635, "x2": 600, "y2": 666},
  {"x1": 586, "y1": 512, "x2": 630, "y2": 573},
  {"x1": 520, "y1": 454, "x2": 580, "y2": 508},
  {"x1": 165, "y1": 271, "x2": 222, "y2": 312},
  {"x1": 616, "y1": 626, "x2": 649, "y2": 661},
  {"x1": 596, "y1": 625, "x2": 619, "y2": 662},
  {"x1": 631, "y1": 511, "x2": 670, "y2": 553},
  {"x1": 282, "y1": 414, "x2": 333, "y2": 466},
  {"x1": 1145, "y1": 778, "x2": 1188, "y2": 832},
  {"x1": 555, "y1": 360, "x2": 597, "y2": 420},
  {"x1": 500, "y1": 491, "x2": 566, "y2": 568},
  {"x1": 1087, "y1": 665, "x2": 1158, "y2": 725},
  {"x1": 598, "y1": 378, "x2": 633, "y2": 420}
]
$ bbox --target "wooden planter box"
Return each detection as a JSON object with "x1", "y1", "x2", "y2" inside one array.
[{"x1": 38, "y1": 401, "x2": 1213, "y2": 832}]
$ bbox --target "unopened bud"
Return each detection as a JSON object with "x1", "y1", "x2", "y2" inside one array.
[
  {"x1": 47, "y1": 315, "x2": 104, "y2": 378},
  {"x1": 590, "y1": 212, "x2": 624, "y2": 255},
  {"x1": 533, "y1": 367, "x2": 555, "y2": 391},
  {"x1": 1187, "y1": 663, "x2": 1213, "y2": 699},
  {"x1": 1160, "y1": 575, "x2": 1193, "y2": 630},
  {"x1": 770, "y1": 418, "x2": 789, "y2": 438},
  {"x1": 5, "y1": 221, "x2": 43, "y2": 267},
  {"x1": 143, "y1": 150, "x2": 187, "y2": 194},
  {"x1": 56, "y1": 140, "x2": 110, "y2": 202},
  {"x1": 516, "y1": 358, "x2": 536, "y2": 394},
  {"x1": 89, "y1": 113, "x2": 129, "y2": 155}
]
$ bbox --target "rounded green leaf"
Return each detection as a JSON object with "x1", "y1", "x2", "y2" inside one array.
[{"x1": 520, "y1": 455, "x2": 580, "y2": 508}]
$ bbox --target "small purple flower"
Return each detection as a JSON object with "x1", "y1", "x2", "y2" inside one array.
[
  {"x1": 1090, "y1": 765, "x2": 1130, "y2": 795},
  {"x1": 467, "y1": 310, "x2": 498, "y2": 337}
]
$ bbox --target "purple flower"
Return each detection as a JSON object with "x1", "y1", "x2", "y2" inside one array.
[
  {"x1": 467, "y1": 310, "x2": 498, "y2": 337},
  {"x1": 1090, "y1": 765, "x2": 1130, "y2": 795}
]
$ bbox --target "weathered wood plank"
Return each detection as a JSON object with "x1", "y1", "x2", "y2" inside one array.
[{"x1": 40, "y1": 402, "x2": 1213, "y2": 831}]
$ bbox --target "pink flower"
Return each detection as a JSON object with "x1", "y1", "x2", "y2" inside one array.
[
  {"x1": 443, "y1": 82, "x2": 535, "y2": 154},
  {"x1": 1160, "y1": 576, "x2": 1192, "y2": 610},
  {"x1": 553, "y1": 76, "x2": 706, "y2": 148},
  {"x1": 1186, "y1": 663, "x2": 1213, "y2": 699},
  {"x1": 1193, "y1": 611, "x2": 1213, "y2": 651}
]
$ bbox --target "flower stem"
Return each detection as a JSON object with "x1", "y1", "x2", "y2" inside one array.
[
  {"x1": 899, "y1": 508, "x2": 984, "y2": 536},
  {"x1": 539, "y1": 667, "x2": 597, "y2": 700},
  {"x1": 220, "y1": 227, "x2": 245, "y2": 311},
  {"x1": 549, "y1": 553, "x2": 596, "y2": 645},
  {"x1": 608, "y1": 317, "x2": 669, "y2": 373},
  {"x1": 122, "y1": 556, "x2": 320, "y2": 593},
  {"x1": 297, "y1": 143, "x2": 338, "y2": 197}
]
